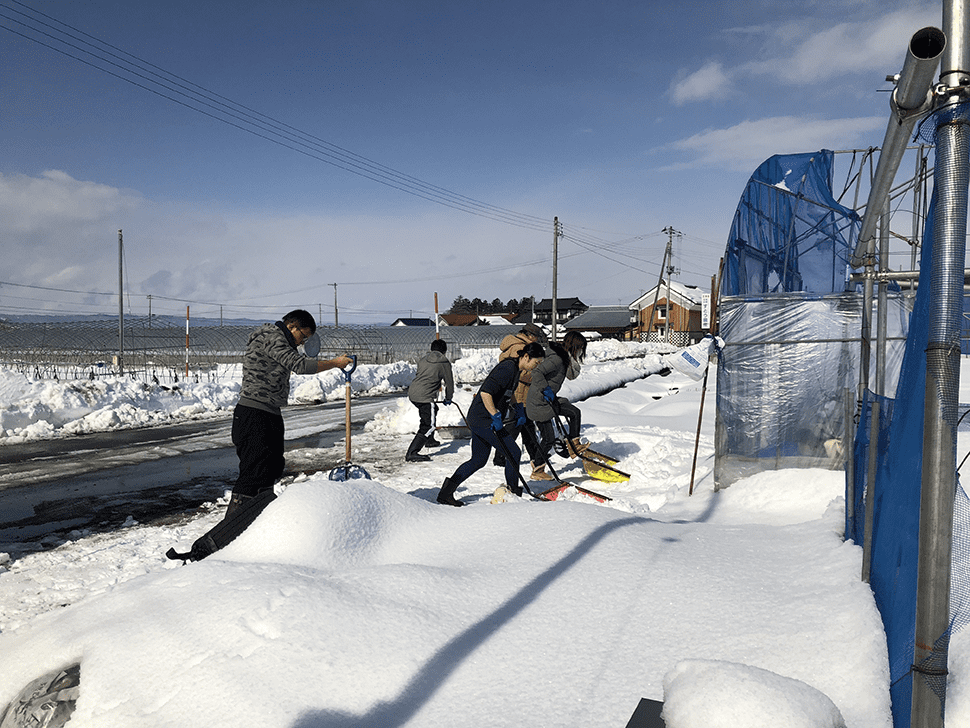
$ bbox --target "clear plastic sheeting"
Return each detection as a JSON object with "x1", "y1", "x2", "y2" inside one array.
[
  {"x1": 714, "y1": 293, "x2": 910, "y2": 489},
  {"x1": 723, "y1": 150, "x2": 858, "y2": 297}
]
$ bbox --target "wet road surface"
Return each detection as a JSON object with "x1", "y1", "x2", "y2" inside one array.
[{"x1": 0, "y1": 395, "x2": 401, "y2": 551}]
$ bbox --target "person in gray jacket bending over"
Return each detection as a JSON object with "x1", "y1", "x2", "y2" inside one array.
[
  {"x1": 230, "y1": 309, "x2": 352, "y2": 517},
  {"x1": 406, "y1": 339, "x2": 455, "y2": 462}
]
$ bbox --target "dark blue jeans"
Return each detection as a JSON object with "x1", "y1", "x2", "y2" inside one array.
[{"x1": 451, "y1": 421, "x2": 521, "y2": 488}]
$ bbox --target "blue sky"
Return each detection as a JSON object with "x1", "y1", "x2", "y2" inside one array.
[{"x1": 0, "y1": 0, "x2": 940, "y2": 323}]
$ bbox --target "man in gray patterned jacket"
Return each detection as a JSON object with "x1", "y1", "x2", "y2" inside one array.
[{"x1": 229, "y1": 309, "x2": 352, "y2": 517}]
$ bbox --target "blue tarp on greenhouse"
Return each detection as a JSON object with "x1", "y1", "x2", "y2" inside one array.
[{"x1": 722, "y1": 150, "x2": 859, "y2": 297}]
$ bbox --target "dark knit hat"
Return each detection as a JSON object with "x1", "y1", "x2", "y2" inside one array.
[{"x1": 521, "y1": 323, "x2": 545, "y2": 341}]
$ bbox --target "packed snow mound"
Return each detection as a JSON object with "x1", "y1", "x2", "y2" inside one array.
[
  {"x1": 0, "y1": 474, "x2": 889, "y2": 727},
  {"x1": 663, "y1": 659, "x2": 846, "y2": 728},
  {"x1": 707, "y1": 469, "x2": 846, "y2": 526},
  {"x1": 218, "y1": 479, "x2": 443, "y2": 568}
]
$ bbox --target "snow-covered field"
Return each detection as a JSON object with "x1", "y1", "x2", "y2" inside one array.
[{"x1": 1, "y1": 341, "x2": 969, "y2": 727}]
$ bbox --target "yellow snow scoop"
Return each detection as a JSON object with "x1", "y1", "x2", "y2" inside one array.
[
  {"x1": 552, "y1": 428, "x2": 631, "y2": 483},
  {"x1": 581, "y1": 453, "x2": 631, "y2": 483}
]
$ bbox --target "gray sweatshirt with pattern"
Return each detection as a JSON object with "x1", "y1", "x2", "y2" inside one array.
[{"x1": 237, "y1": 323, "x2": 318, "y2": 415}]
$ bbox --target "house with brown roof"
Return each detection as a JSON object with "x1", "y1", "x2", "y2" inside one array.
[
  {"x1": 437, "y1": 313, "x2": 516, "y2": 327},
  {"x1": 629, "y1": 280, "x2": 705, "y2": 345}
]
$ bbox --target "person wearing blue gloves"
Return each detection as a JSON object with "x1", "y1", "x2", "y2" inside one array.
[
  {"x1": 406, "y1": 339, "x2": 455, "y2": 462},
  {"x1": 526, "y1": 331, "x2": 588, "y2": 465},
  {"x1": 436, "y1": 342, "x2": 545, "y2": 506}
]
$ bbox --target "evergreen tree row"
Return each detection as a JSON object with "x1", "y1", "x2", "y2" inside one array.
[{"x1": 447, "y1": 296, "x2": 536, "y2": 316}]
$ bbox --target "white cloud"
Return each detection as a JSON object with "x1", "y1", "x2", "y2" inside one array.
[
  {"x1": 670, "y1": 61, "x2": 733, "y2": 106},
  {"x1": 0, "y1": 170, "x2": 138, "y2": 232},
  {"x1": 661, "y1": 115, "x2": 885, "y2": 171},
  {"x1": 0, "y1": 170, "x2": 550, "y2": 321},
  {"x1": 744, "y1": 6, "x2": 942, "y2": 84},
  {"x1": 673, "y1": 4, "x2": 941, "y2": 105}
]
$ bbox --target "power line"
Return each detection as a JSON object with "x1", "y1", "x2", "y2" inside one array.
[
  {"x1": 0, "y1": 0, "x2": 551, "y2": 232},
  {"x1": 0, "y1": 1, "x2": 723, "y2": 313},
  {"x1": 0, "y1": 279, "x2": 114, "y2": 298}
]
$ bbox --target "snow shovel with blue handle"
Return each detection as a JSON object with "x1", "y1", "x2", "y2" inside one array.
[{"x1": 329, "y1": 356, "x2": 371, "y2": 481}]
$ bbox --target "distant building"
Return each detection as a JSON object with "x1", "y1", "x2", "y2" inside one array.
[
  {"x1": 563, "y1": 306, "x2": 636, "y2": 340},
  {"x1": 532, "y1": 298, "x2": 588, "y2": 327},
  {"x1": 629, "y1": 280, "x2": 705, "y2": 345},
  {"x1": 391, "y1": 318, "x2": 436, "y2": 327},
  {"x1": 438, "y1": 313, "x2": 516, "y2": 327}
]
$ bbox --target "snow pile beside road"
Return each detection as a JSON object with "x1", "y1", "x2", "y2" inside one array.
[
  {"x1": 0, "y1": 370, "x2": 241, "y2": 442},
  {"x1": 367, "y1": 353, "x2": 668, "y2": 437},
  {"x1": 0, "y1": 340, "x2": 666, "y2": 443}
]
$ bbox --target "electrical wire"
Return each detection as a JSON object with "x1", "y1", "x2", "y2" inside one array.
[
  {"x1": 0, "y1": 1, "x2": 717, "y2": 316},
  {"x1": 0, "y1": 0, "x2": 550, "y2": 232}
]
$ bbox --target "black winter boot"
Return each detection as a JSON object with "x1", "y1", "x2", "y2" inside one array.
[
  {"x1": 436, "y1": 477, "x2": 465, "y2": 507},
  {"x1": 405, "y1": 433, "x2": 431, "y2": 462}
]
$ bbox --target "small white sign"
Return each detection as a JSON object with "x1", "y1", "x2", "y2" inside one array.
[{"x1": 701, "y1": 293, "x2": 711, "y2": 330}]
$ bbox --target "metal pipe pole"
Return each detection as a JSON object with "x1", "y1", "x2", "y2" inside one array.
[
  {"x1": 912, "y1": 3, "x2": 969, "y2": 725},
  {"x1": 877, "y1": 202, "x2": 890, "y2": 405},
  {"x1": 689, "y1": 263, "x2": 722, "y2": 496},
  {"x1": 863, "y1": 200, "x2": 892, "y2": 581},
  {"x1": 852, "y1": 26, "x2": 945, "y2": 266},
  {"x1": 859, "y1": 249, "x2": 874, "y2": 578}
]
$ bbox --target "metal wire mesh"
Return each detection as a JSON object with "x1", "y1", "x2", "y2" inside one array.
[{"x1": 0, "y1": 317, "x2": 520, "y2": 384}]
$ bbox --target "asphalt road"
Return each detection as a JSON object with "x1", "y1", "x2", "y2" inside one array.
[{"x1": 0, "y1": 394, "x2": 401, "y2": 551}]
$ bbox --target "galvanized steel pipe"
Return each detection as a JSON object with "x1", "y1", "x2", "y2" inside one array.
[
  {"x1": 911, "y1": 3, "x2": 970, "y2": 725},
  {"x1": 852, "y1": 26, "x2": 945, "y2": 267}
]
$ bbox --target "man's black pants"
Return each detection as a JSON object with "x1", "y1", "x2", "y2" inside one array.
[{"x1": 231, "y1": 404, "x2": 285, "y2": 497}]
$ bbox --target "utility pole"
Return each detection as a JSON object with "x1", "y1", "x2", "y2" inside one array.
[
  {"x1": 117, "y1": 230, "x2": 124, "y2": 375},
  {"x1": 330, "y1": 283, "x2": 338, "y2": 327},
  {"x1": 661, "y1": 226, "x2": 681, "y2": 343},
  {"x1": 644, "y1": 244, "x2": 669, "y2": 343},
  {"x1": 552, "y1": 216, "x2": 560, "y2": 341}
]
